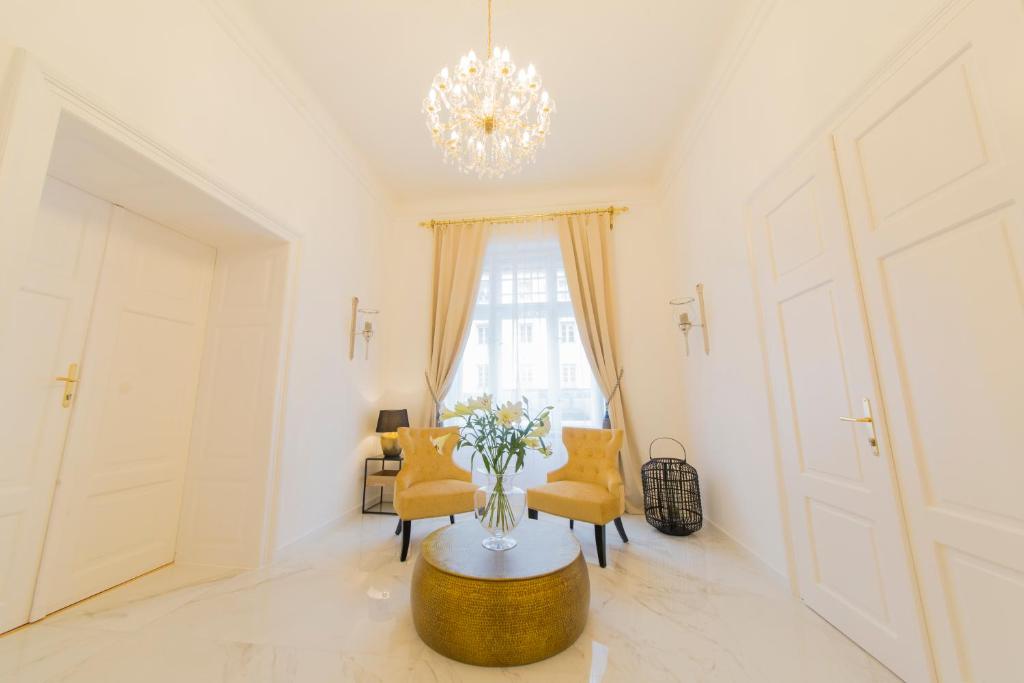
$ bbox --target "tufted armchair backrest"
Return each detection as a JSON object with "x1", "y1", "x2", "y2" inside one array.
[
  {"x1": 396, "y1": 427, "x2": 469, "y2": 488},
  {"x1": 552, "y1": 428, "x2": 624, "y2": 493}
]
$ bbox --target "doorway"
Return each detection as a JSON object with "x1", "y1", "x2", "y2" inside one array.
[
  {"x1": 0, "y1": 53, "x2": 297, "y2": 633},
  {"x1": 747, "y1": 1, "x2": 1024, "y2": 680}
]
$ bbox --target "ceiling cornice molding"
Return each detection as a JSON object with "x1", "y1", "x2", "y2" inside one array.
[
  {"x1": 201, "y1": 0, "x2": 396, "y2": 207},
  {"x1": 655, "y1": 0, "x2": 778, "y2": 198}
]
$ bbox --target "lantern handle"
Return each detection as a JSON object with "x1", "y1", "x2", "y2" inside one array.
[{"x1": 648, "y1": 437, "x2": 687, "y2": 462}]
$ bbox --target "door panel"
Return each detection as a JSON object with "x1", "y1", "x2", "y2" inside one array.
[
  {"x1": 749, "y1": 140, "x2": 931, "y2": 681},
  {"x1": 833, "y1": 1, "x2": 1024, "y2": 679},
  {"x1": 0, "y1": 178, "x2": 110, "y2": 633},
  {"x1": 30, "y1": 207, "x2": 214, "y2": 619},
  {"x1": 176, "y1": 245, "x2": 290, "y2": 568}
]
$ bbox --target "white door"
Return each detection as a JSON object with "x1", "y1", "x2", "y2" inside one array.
[
  {"x1": 0, "y1": 178, "x2": 110, "y2": 633},
  {"x1": 30, "y1": 207, "x2": 215, "y2": 619},
  {"x1": 748, "y1": 140, "x2": 932, "y2": 681},
  {"x1": 834, "y1": 0, "x2": 1024, "y2": 679}
]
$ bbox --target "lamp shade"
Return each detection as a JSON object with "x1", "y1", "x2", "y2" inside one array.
[{"x1": 375, "y1": 409, "x2": 410, "y2": 434}]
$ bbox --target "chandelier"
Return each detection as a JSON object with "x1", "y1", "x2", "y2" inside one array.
[{"x1": 422, "y1": 0, "x2": 555, "y2": 178}]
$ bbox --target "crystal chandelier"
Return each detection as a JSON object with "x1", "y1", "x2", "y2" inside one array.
[{"x1": 422, "y1": 0, "x2": 555, "y2": 179}]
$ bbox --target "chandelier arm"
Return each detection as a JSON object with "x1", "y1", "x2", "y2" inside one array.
[{"x1": 487, "y1": 0, "x2": 493, "y2": 56}]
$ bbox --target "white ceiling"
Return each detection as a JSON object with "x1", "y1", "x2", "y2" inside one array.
[{"x1": 240, "y1": 0, "x2": 754, "y2": 201}]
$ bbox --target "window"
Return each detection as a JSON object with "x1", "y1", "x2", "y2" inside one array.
[
  {"x1": 516, "y1": 270, "x2": 547, "y2": 303},
  {"x1": 558, "y1": 320, "x2": 575, "y2": 344},
  {"x1": 444, "y1": 223, "x2": 605, "y2": 489},
  {"x1": 556, "y1": 270, "x2": 571, "y2": 302},
  {"x1": 500, "y1": 271, "x2": 514, "y2": 304},
  {"x1": 477, "y1": 273, "x2": 490, "y2": 305}
]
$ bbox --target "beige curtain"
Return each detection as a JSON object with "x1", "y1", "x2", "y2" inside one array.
[
  {"x1": 557, "y1": 212, "x2": 642, "y2": 513},
  {"x1": 425, "y1": 222, "x2": 489, "y2": 426}
]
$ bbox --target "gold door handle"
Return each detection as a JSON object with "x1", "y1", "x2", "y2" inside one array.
[
  {"x1": 840, "y1": 398, "x2": 879, "y2": 456},
  {"x1": 56, "y1": 363, "x2": 79, "y2": 408}
]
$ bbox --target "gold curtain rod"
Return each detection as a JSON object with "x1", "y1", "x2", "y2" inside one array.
[{"x1": 419, "y1": 205, "x2": 629, "y2": 229}]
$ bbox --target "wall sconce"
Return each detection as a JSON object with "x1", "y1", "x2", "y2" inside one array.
[
  {"x1": 670, "y1": 283, "x2": 710, "y2": 356},
  {"x1": 349, "y1": 297, "x2": 379, "y2": 360}
]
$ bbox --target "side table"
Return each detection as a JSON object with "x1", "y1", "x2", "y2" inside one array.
[{"x1": 362, "y1": 455, "x2": 403, "y2": 515}]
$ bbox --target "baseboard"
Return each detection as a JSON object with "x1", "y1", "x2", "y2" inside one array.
[
  {"x1": 705, "y1": 515, "x2": 789, "y2": 582},
  {"x1": 270, "y1": 501, "x2": 363, "y2": 561}
]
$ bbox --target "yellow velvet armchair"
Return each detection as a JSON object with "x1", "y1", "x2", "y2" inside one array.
[
  {"x1": 526, "y1": 427, "x2": 627, "y2": 567},
  {"x1": 394, "y1": 426, "x2": 475, "y2": 561}
]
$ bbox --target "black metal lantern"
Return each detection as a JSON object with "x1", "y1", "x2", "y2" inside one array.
[{"x1": 642, "y1": 437, "x2": 702, "y2": 536}]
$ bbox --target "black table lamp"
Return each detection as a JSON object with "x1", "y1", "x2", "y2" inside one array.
[{"x1": 376, "y1": 409, "x2": 410, "y2": 458}]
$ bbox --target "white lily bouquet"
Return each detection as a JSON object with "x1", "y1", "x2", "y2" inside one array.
[{"x1": 437, "y1": 394, "x2": 553, "y2": 550}]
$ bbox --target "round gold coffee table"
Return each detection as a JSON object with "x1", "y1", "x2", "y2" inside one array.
[{"x1": 411, "y1": 520, "x2": 589, "y2": 667}]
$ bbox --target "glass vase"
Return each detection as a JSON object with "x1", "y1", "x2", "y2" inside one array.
[{"x1": 474, "y1": 470, "x2": 527, "y2": 551}]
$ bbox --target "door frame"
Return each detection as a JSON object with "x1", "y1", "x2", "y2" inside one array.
[{"x1": 0, "y1": 49, "x2": 301, "y2": 572}]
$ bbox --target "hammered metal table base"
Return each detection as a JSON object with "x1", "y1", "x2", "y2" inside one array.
[{"x1": 411, "y1": 520, "x2": 590, "y2": 667}]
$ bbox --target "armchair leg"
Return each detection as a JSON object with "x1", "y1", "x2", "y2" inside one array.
[
  {"x1": 613, "y1": 517, "x2": 628, "y2": 543},
  {"x1": 528, "y1": 508, "x2": 538, "y2": 520},
  {"x1": 400, "y1": 520, "x2": 412, "y2": 562},
  {"x1": 569, "y1": 519, "x2": 574, "y2": 530},
  {"x1": 595, "y1": 524, "x2": 607, "y2": 568},
  {"x1": 394, "y1": 519, "x2": 402, "y2": 535},
  {"x1": 449, "y1": 515, "x2": 455, "y2": 524}
]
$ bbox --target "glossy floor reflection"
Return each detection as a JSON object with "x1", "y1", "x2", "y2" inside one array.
[{"x1": 0, "y1": 514, "x2": 900, "y2": 682}]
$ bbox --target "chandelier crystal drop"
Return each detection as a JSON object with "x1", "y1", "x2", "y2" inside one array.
[{"x1": 422, "y1": 0, "x2": 555, "y2": 179}]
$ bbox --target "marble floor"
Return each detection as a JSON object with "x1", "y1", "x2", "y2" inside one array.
[{"x1": 0, "y1": 513, "x2": 900, "y2": 682}]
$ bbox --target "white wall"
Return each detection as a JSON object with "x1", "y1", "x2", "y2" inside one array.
[
  {"x1": 658, "y1": 0, "x2": 948, "y2": 574},
  {"x1": 0, "y1": 0, "x2": 394, "y2": 555},
  {"x1": 381, "y1": 185, "x2": 687, "y2": 488},
  {"x1": 0, "y1": 0, "x2": 959, "y2": 579}
]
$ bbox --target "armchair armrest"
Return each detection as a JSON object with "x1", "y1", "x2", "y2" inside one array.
[
  {"x1": 546, "y1": 462, "x2": 571, "y2": 483},
  {"x1": 395, "y1": 467, "x2": 418, "y2": 496},
  {"x1": 448, "y1": 461, "x2": 472, "y2": 483},
  {"x1": 604, "y1": 467, "x2": 625, "y2": 510}
]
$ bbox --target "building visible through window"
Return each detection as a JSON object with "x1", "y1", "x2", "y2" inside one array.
[
  {"x1": 556, "y1": 270, "x2": 571, "y2": 302},
  {"x1": 559, "y1": 320, "x2": 575, "y2": 343},
  {"x1": 516, "y1": 270, "x2": 547, "y2": 303}
]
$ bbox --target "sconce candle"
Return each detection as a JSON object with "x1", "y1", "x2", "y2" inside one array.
[
  {"x1": 349, "y1": 296, "x2": 380, "y2": 360},
  {"x1": 670, "y1": 283, "x2": 710, "y2": 356}
]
